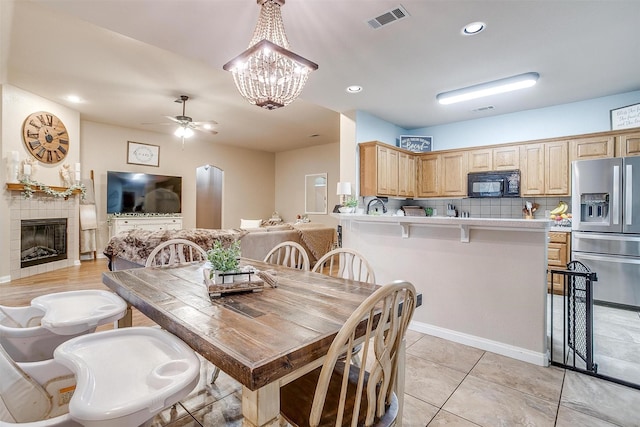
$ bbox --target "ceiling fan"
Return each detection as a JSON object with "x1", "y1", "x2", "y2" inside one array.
[{"x1": 145, "y1": 95, "x2": 218, "y2": 147}]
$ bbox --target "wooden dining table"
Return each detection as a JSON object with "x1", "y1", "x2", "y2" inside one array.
[{"x1": 102, "y1": 259, "x2": 404, "y2": 427}]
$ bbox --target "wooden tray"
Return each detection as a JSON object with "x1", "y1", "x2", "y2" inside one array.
[{"x1": 208, "y1": 278, "x2": 265, "y2": 298}]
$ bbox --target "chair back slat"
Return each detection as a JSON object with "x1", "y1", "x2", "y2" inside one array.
[
  {"x1": 307, "y1": 281, "x2": 416, "y2": 427},
  {"x1": 146, "y1": 238, "x2": 208, "y2": 267},
  {"x1": 264, "y1": 241, "x2": 311, "y2": 271},
  {"x1": 312, "y1": 248, "x2": 376, "y2": 284}
]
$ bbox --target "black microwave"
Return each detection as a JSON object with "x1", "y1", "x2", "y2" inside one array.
[{"x1": 467, "y1": 170, "x2": 520, "y2": 198}]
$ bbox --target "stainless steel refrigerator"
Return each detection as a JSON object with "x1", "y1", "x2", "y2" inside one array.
[{"x1": 572, "y1": 156, "x2": 640, "y2": 309}]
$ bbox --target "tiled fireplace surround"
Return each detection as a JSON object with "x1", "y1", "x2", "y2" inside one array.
[{"x1": 8, "y1": 191, "x2": 80, "y2": 280}]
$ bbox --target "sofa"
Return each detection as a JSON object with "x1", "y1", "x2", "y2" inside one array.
[{"x1": 103, "y1": 223, "x2": 335, "y2": 271}]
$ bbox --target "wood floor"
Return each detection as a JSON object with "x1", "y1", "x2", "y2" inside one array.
[{"x1": 0, "y1": 259, "x2": 154, "y2": 327}]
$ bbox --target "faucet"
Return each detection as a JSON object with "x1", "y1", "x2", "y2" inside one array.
[{"x1": 366, "y1": 198, "x2": 387, "y2": 215}]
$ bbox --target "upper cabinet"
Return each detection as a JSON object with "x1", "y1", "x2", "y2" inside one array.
[
  {"x1": 416, "y1": 151, "x2": 467, "y2": 197},
  {"x1": 570, "y1": 135, "x2": 615, "y2": 162},
  {"x1": 468, "y1": 146, "x2": 519, "y2": 173},
  {"x1": 359, "y1": 142, "x2": 414, "y2": 197},
  {"x1": 617, "y1": 131, "x2": 640, "y2": 157},
  {"x1": 359, "y1": 128, "x2": 640, "y2": 199},
  {"x1": 520, "y1": 141, "x2": 569, "y2": 196}
]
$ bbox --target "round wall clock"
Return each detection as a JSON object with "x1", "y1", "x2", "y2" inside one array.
[{"x1": 22, "y1": 111, "x2": 69, "y2": 164}]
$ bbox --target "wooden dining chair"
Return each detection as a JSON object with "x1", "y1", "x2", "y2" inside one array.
[
  {"x1": 311, "y1": 248, "x2": 376, "y2": 367},
  {"x1": 311, "y1": 248, "x2": 376, "y2": 284},
  {"x1": 263, "y1": 241, "x2": 310, "y2": 271},
  {"x1": 280, "y1": 280, "x2": 417, "y2": 427},
  {"x1": 145, "y1": 238, "x2": 208, "y2": 267}
]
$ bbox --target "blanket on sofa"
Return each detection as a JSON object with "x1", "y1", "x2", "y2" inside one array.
[{"x1": 103, "y1": 228, "x2": 246, "y2": 268}]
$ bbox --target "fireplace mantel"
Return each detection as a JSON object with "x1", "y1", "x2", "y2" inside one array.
[{"x1": 6, "y1": 183, "x2": 83, "y2": 198}]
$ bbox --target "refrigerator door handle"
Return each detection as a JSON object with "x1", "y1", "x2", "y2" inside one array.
[
  {"x1": 626, "y1": 164, "x2": 633, "y2": 226},
  {"x1": 613, "y1": 165, "x2": 620, "y2": 225}
]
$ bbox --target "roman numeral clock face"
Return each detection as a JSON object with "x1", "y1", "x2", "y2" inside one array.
[{"x1": 22, "y1": 112, "x2": 69, "y2": 164}]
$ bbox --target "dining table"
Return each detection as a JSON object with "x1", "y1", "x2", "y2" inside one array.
[{"x1": 102, "y1": 259, "x2": 409, "y2": 427}]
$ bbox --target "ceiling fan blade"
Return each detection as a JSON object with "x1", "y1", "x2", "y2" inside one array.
[
  {"x1": 141, "y1": 122, "x2": 175, "y2": 126},
  {"x1": 195, "y1": 128, "x2": 219, "y2": 135},
  {"x1": 191, "y1": 120, "x2": 219, "y2": 126},
  {"x1": 164, "y1": 116, "x2": 183, "y2": 124}
]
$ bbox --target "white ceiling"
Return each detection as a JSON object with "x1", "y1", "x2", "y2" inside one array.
[{"x1": 4, "y1": 0, "x2": 640, "y2": 153}]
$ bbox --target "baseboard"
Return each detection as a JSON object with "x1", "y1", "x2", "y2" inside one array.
[
  {"x1": 0, "y1": 275, "x2": 11, "y2": 284},
  {"x1": 409, "y1": 320, "x2": 549, "y2": 367}
]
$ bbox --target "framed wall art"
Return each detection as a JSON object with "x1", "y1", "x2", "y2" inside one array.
[
  {"x1": 611, "y1": 103, "x2": 640, "y2": 131},
  {"x1": 398, "y1": 135, "x2": 433, "y2": 152},
  {"x1": 127, "y1": 141, "x2": 160, "y2": 167}
]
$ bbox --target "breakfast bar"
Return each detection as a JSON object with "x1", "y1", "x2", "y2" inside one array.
[{"x1": 336, "y1": 214, "x2": 551, "y2": 366}]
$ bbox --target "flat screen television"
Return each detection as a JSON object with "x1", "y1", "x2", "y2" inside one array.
[{"x1": 106, "y1": 171, "x2": 182, "y2": 214}]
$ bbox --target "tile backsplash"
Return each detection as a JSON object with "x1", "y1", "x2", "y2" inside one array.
[{"x1": 362, "y1": 196, "x2": 572, "y2": 220}]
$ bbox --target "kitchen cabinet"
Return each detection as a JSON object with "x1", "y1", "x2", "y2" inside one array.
[
  {"x1": 547, "y1": 231, "x2": 571, "y2": 295},
  {"x1": 398, "y1": 151, "x2": 416, "y2": 197},
  {"x1": 440, "y1": 151, "x2": 468, "y2": 196},
  {"x1": 109, "y1": 216, "x2": 182, "y2": 239},
  {"x1": 417, "y1": 154, "x2": 439, "y2": 198},
  {"x1": 467, "y1": 146, "x2": 519, "y2": 173},
  {"x1": 416, "y1": 151, "x2": 467, "y2": 197},
  {"x1": 493, "y1": 145, "x2": 520, "y2": 170},
  {"x1": 570, "y1": 135, "x2": 615, "y2": 161},
  {"x1": 520, "y1": 141, "x2": 569, "y2": 196},
  {"x1": 359, "y1": 141, "x2": 413, "y2": 197},
  {"x1": 468, "y1": 148, "x2": 492, "y2": 173},
  {"x1": 617, "y1": 131, "x2": 640, "y2": 157}
]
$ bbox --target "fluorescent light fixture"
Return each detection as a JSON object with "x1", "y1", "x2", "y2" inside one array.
[{"x1": 437, "y1": 72, "x2": 539, "y2": 105}]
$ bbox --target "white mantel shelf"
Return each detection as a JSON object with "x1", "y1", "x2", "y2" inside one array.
[{"x1": 332, "y1": 213, "x2": 550, "y2": 242}]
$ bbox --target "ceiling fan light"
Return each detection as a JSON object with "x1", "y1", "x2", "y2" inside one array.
[
  {"x1": 222, "y1": 0, "x2": 318, "y2": 110},
  {"x1": 437, "y1": 72, "x2": 540, "y2": 105},
  {"x1": 174, "y1": 126, "x2": 194, "y2": 138}
]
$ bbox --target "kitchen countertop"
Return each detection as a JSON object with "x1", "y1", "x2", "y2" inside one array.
[{"x1": 333, "y1": 213, "x2": 551, "y2": 230}]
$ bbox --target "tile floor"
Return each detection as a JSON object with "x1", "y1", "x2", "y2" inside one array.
[{"x1": 153, "y1": 328, "x2": 640, "y2": 427}]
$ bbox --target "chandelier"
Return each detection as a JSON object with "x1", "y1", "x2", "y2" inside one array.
[{"x1": 223, "y1": 0, "x2": 318, "y2": 110}]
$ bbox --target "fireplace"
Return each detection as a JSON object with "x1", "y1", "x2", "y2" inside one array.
[{"x1": 21, "y1": 218, "x2": 68, "y2": 268}]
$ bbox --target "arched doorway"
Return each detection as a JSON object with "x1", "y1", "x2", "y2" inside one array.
[{"x1": 196, "y1": 164, "x2": 223, "y2": 229}]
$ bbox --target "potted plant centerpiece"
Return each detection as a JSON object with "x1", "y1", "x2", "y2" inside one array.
[
  {"x1": 206, "y1": 240, "x2": 241, "y2": 285},
  {"x1": 339, "y1": 197, "x2": 358, "y2": 213}
]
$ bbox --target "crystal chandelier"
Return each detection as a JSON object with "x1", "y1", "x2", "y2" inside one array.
[{"x1": 223, "y1": 0, "x2": 318, "y2": 110}]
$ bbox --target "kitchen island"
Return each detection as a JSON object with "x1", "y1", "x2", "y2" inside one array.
[{"x1": 335, "y1": 214, "x2": 551, "y2": 366}]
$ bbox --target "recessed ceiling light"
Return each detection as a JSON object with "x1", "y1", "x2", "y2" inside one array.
[
  {"x1": 66, "y1": 95, "x2": 82, "y2": 103},
  {"x1": 346, "y1": 85, "x2": 363, "y2": 94},
  {"x1": 462, "y1": 21, "x2": 485, "y2": 35}
]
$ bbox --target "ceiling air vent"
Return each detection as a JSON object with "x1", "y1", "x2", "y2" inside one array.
[
  {"x1": 472, "y1": 105, "x2": 495, "y2": 112},
  {"x1": 367, "y1": 5, "x2": 410, "y2": 29}
]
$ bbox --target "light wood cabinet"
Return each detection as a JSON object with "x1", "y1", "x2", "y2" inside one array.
[
  {"x1": 417, "y1": 154, "x2": 439, "y2": 198},
  {"x1": 547, "y1": 231, "x2": 571, "y2": 295},
  {"x1": 468, "y1": 146, "x2": 519, "y2": 173},
  {"x1": 520, "y1": 141, "x2": 569, "y2": 196},
  {"x1": 617, "y1": 131, "x2": 640, "y2": 157},
  {"x1": 416, "y1": 151, "x2": 467, "y2": 197},
  {"x1": 570, "y1": 135, "x2": 614, "y2": 161},
  {"x1": 398, "y1": 152, "x2": 416, "y2": 197},
  {"x1": 468, "y1": 148, "x2": 493, "y2": 173},
  {"x1": 493, "y1": 146, "x2": 520, "y2": 170},
  {"x1": 440, "y1": 151, "x2": 468, "y2": 196},
  {"x1": 359, "y1": 141, "x2": 412, "y2": 197}
]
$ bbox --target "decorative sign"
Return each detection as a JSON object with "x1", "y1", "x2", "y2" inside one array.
[
  {"x1": 611, "y1": 103, "x2": 640, "y2": 130},
  {"x1": 398, "y1": 135, "x2": 432, "y2": 152},
  {"x1": 127, "y1": 141, "x2": 160, "y2": 167}
]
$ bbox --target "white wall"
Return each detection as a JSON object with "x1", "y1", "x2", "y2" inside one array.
[
  {"x1": 81, "y1": 121, "x2": 276, "y2": 251},
  {"x1": 275, "y1": 142, "x2": 340, "y2": 227}
]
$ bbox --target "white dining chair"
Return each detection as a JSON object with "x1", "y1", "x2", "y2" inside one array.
[
  {"x1": 311, "y1": 248, "x2": 376, "y2": 284},
  {"x1": 279, "y1": 280, "x2": 417, "y2": 427},
  {"x1": 263, "y1": 241, "x2": 310, "y2": 271},
  {"x1": 145, "y1": 238, "x2": 208, "y2": 267},
  {"x1": 0, "y1": 290, "x2": 127, "y2": 363}
]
